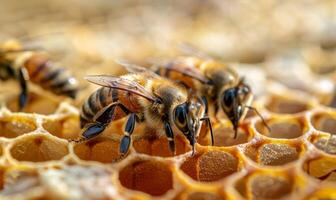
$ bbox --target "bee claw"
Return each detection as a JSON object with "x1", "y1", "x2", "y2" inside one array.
[
  {"x1": 168, "y1": 141, "x2": 176, "y2": 155},
  {"x1": 232, "y1": 123, "x2": 238, "y2": 139},
  {"x1": 120, "y1": 135, "x2": 131, "y2": 155},
  {"x1": 191, "y1": 144, "x2": 196, "y2": 156}
]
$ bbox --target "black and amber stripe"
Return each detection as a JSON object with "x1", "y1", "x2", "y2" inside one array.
[
  {"x1": 24, "y1": 54, "x2": 78, "y2": 99},
  {"x1": 80, "y1": 86, "x2": 141, "y2": 128},
  {"x1": 155, "y1": 63, "x2": 198, "y2": 90}
]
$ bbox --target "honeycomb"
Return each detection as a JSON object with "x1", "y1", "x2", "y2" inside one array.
[{"x1": 1, "y1": 0, "x2": 336, "y2": 200}]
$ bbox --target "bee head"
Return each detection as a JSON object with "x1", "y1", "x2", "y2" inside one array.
[
  {"x1": 220, "y1": 79, "x2": 253, "y2": 136},
  {"x1": 173, "y1": 94, "x2": 205, "y2": 154}
]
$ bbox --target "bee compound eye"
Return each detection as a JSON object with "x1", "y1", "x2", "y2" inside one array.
[
  {"x1": 174, "y1": 105, "x2": 188, "y2": 131},
  {"x1": 222, "y1": 89, "x2": 236, "y2": 108},
  {"x1": 176, "y1": 107, "x2": 186, "y2": 125}
]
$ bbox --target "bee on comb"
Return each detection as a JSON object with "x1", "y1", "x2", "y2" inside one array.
[
  {"x1": 76, "y1": 62, "x2": 213, "y2": 155},
  {"x1": 151, "y1": 43, "x2": 270, "y2": 138}
]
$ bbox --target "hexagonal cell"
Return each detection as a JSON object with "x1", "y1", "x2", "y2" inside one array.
[
  {"x1": 235, "y1": 172, "x2": 294, "y2": 200},
  {"x1": 265, "y1": 95, "x2": 311, "y2": 114},
  {"x1": 310, "y1": 134, "x2": 336, "y2": 155},
  {"x1": 73, "y1": 137, "x2": 122, "y2": 163},
  {"x1": 255, "y1": 116, "x2": 307, "y2": 139},
  {"x1": 249, "y1": 174, "x2": 293, "y2": 199},
  {"x1": 180, "y1": 150, "x2": 240, "y2": 182},
  {"x1": 39, "y1": 165, "x2": 115, "y2": 199},
  {"x1": 0, "y1": 116, "x2": 37, "y2": 138},
  {"x1": 259, "y1": 144, "x2": 301, "y2": 166},
  {"x1": 313, "y1": 136, "x2": 336, "y2": 154},
  {"x1": 133, "y1": 134, "x2": 191, "y2": 157},
  {"x1": 303, "y1": 156, "x2": 336, "y2": 182},
  {"x1": 10, "y1": 134, "x2": 68, "y2": 162},
  {"x1": 207, "y1": 124, "x2": 251, "y2": 147},
  {"x1": 311, "y1": 112, "x2": 336, "y2": 135},
  {"x1": 42, "y1": 116, "x2": 81, "y2": 140},
  {"x1": 6, "y1": 92, "x2": 60, "y2": 115},
  {"x1": 303, "y1": 46, "x2": 336, "y2": 76},
  {"x1": 119, "y1": 159, "x2": 173, "y2": 196},
  {"x1": 244, "y1": 142, "x2": 302, "y2": 166}
]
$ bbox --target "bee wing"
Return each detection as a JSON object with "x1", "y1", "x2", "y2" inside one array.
[
  {"x1": 85, "y1": 75, "x2": 158, "y2": 102},
  {"x1": 115, "y1": 59, "x2": 160, "y2": 78},
  {"x1": 151, "y1": 58, "x2": 210, "y2": 84}
]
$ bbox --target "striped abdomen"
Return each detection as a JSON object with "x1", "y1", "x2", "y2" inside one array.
[
  {"x1": 80, "y1": 87, "x2": 143, "y2": 128},
  {"x1": 155, "y1": 62, "x2": 200, "y2": 90},
  {"x1": 24, "y1": 54, "x2": 78, "y2": 98}
]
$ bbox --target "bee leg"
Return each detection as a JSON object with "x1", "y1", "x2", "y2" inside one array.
[
  {"x1": 79, "y1": 103, "x2": 124, "y2": 142},
  {"x1": 201, "y1": 96, "x2": 208, "y2": 115},
  {"x1": 233, "y1": 122, "x2": 238, "y2": 139},
  {"x1": 17, "y1": 67, "x2": 29, "y2": 111},
  {"x1": 164, "y1": 121, "x2": 175, "y2": 154},
  {"x1": 232, "y1": 109, "x2": 239, "y2": 139},
  {"x1": 200, "y1": 116, "x2": 214, "y2": 146},
  {"x1": 81, "y1": 123, "x2": 107, "y2": 141},
  {"x1": 120, "y1": 113, "x2": 136, "y2": 155},
  {"x1": 94, "y1": 102, "x2": 127, "y2": 124}
]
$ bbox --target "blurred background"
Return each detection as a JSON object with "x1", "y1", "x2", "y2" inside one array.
[
  {"x1": 1, "y1": 0, "x2": 335, "y2": 60},
  {"x1": 1, "y1": 0, "x2": 336, "y2": 108},
  {"x1": 1, "y1": 2, "x2": 336, "y2": 198}
]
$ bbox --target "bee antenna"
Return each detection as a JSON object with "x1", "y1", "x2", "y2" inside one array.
[
  {"x1": 245, "y1": 106, "x2": 271, "y2": 133},
  {"x1": 200, "y1": 116, "x2": 214, "y2": 146},
  {"x1": 191, "y1": 144, "x2": 196, "y2": 156},
  {"x1": 232, "y1": 120, "x2": 239, "y2": 139}
]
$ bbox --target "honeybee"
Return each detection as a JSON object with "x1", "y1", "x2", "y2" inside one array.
[
  {"x1": 152, "y1": 46, "x2": 269, "y2": 138},
  {"x1": 0, "y1": 41, "x2": 78, "y2": 110},
  {"x1": 78, "y1": 63, "x2": 213, "y2": 155}
]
